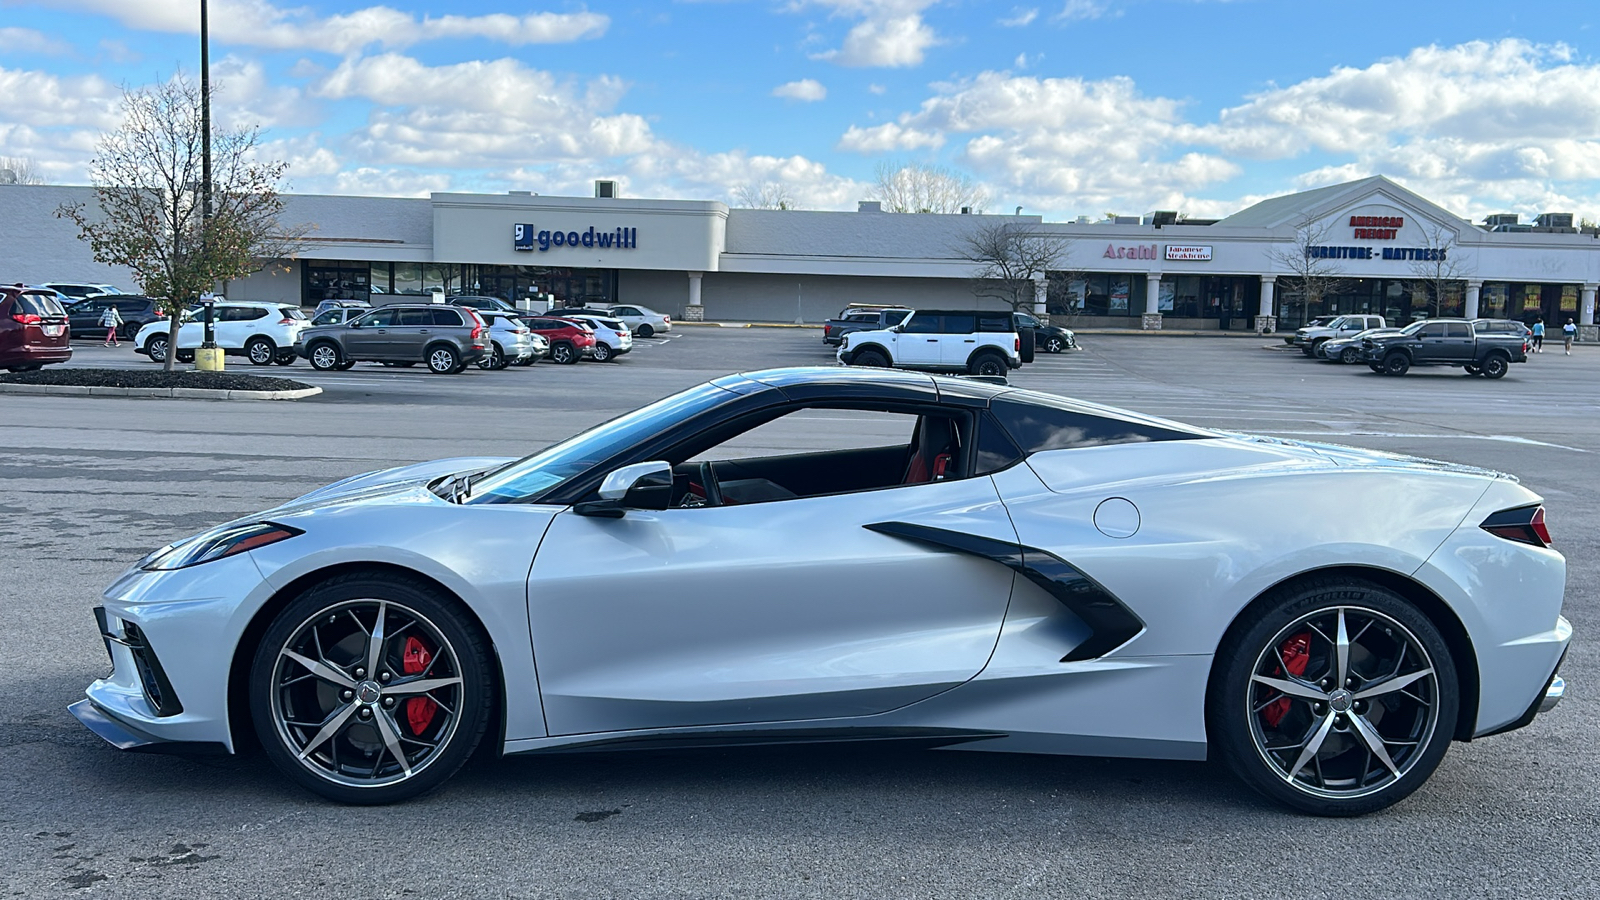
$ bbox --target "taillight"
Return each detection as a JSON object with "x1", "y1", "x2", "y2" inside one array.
[
  {"x1": 663, "y1": 316, "x2": 670, "y2": 323},
  {"x1": 470, "y1": 323, "x2": 483, "y2": 340},
  {"x1": 1481, "y1": 504, "x2": 1552, "y2": 547},
  {"x1": 12, "y1": 313, "x2": 41, "y2": 324},
  {"x1": 278, "y1": 316, "x2": 296, "y2": 324},
  {"x1": 1015, "y1": 337, "x2": 1021, "y2": 352}
]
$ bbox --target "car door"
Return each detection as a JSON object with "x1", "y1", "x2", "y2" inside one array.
[
  {"x1": 343, "y1": 306, "x2": 395, "y2": 358},
  {"x1": 895, "y1": 313, "x2": 944, "y2": 366},
  {"x1": 525, "y1": 410, "x2": 1020, "y2": 736},
  {"x1": 1439, "y1": 322, "x2": 1475, "y2": 360},
  {"x1": 224, "y1": 305, "x2": 271, "y2": 349},
  {"x1": 1412, "y1": 322, "x2": 1449, "y2": 360},
  {"x1": 388, "y1": 308, "x2": 434, "y2": 360}
]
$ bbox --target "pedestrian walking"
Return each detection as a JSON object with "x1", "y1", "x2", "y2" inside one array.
[
  {"x1": 1531, "y1": 317, "x2": 1545, "y2": 353},
  {"x1": 99, "y1": 304, "x2": 124, "y2": 346},
  {"x1": 1564, "y1": 317, "x2": 1577, "y2": 355}
]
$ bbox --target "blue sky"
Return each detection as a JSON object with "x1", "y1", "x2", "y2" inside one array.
[{"x1": 4, "y1": 0, "x2": 1600, "y2": 223}]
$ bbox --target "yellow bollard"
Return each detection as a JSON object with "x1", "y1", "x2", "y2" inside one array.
[{"x1": 195, "y1": 346, "x2": 225, "y2": 371}]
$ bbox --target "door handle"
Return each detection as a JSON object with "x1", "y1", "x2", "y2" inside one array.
[
  {"x1": 376, "y1": 329, "x2": 387, "y2": 333},
  {"x1": 420, "y1": 329, "x2": 430, "y2": 334},
  {"x1": 963, "y1": 339, "x2": 976, "y2": 343},
  {"x1": 927, "y1": 339, "x2": 939, "y2": 342}
]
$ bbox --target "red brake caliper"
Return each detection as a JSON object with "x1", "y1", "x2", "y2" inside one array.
[
  {"x1": 1261, "y1": 632, "x2": 1311, "y2": 728},
  {"x1": 402, "y1": 636, "x2": 438, "y2": 735}
]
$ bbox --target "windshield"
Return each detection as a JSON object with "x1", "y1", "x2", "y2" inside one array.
[{"x1": 466, "y1": 382, "x2": 737, "y2": 504}]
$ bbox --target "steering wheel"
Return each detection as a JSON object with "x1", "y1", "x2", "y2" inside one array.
[{"x1": 697, "y1": 460, "x2": 724, "y2": 507}]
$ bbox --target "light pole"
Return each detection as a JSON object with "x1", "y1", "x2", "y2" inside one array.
[{"x1": 200, "y1": 0, "x2": 212, "y2": 232}]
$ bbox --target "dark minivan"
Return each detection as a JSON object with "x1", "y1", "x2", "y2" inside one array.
[
  {"x1": 66, "y1": 295, "x2": 167, "y2": 340},
  {"x1": 1, "y1": 285, "x2": 72, "y2": 371}
]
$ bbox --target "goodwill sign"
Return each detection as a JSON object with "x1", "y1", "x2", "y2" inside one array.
[{"x1": 514, "y1": 224, "x2": 638, "y2": 252}]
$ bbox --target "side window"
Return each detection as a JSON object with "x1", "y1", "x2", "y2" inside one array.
[
  {"x1": 393, "y1": 309, "x2": 429, "y2": 327},
  {"x1": 978, "y1": 314, "x2": 1012, "y2": 332},
  {"x1": 242, "y1": 307, "x2": 270, "y2": 321},
  {"x1": 886, "y1": 310, "x2": 911, "y2": 325},
  {"x1": 613, "y1": 307, "x2": 639, "y2": 316},
  {"x1": 990, "y1": 396, "x2": 1202, "y2": 452},
  {"x1": 1418, "y1": 323, "x2": 1446, "y2": 338},
  {"x1": 973, "y1": 414, "x2": 1023, "y2": 475},
  {"x1": 357, "y1": 308, "x2": 397, "y2": 327},
  {"x1": 1445, "y1": 323, "x2": 1471, "y2": 338},
  {"x1": 901, "y1": 315, "x2": 941, "y2": 334},
  {"x1": 312, "y1": 309, "x2": 342, "y2": 325},
  {"x1": 942, "y1": 314, "x2": 976, "y2": 334},
  {"x1": 431, "y1": 308, "x2": 465, "y2": 327}
]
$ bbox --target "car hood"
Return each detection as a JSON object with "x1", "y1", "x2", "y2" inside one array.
[{"x1": 271, "y1": 456, "x2": 516, "y2": 514}]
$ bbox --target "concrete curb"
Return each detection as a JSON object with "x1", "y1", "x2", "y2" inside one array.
[{"x1": 0, "y1": 383, "x2": 323, "y2": 401}]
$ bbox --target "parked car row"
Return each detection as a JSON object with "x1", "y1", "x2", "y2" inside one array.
[{"x1": 1292, "y1": 316, "x2": 1531, "y2": 378}]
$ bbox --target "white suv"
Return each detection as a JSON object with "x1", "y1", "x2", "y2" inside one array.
[
  {"x1": 837, "y1": 309, "x2": 1021, "y2": 377},
  {"x1": 1294, "y1": 314, "x2": 1386, "y2": 357},
  {"x1": 134, "y1": 301, "x2": 309, "y2": 366}
]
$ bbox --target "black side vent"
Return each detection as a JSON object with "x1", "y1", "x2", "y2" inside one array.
[{"x1": 120, "y1": 622, "x2": 184, "y2": 717}]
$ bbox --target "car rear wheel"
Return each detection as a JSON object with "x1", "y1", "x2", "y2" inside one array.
[
  {"x1": 246, "y1": 336, "x2": 276, "y2": 366},
  {"x1": 248, "y1": 573, "x2": 493, "y2": 804},
  {"x1": 551, "y1": 343, "x2": 578, "y2": 365},
  {"x1": 637, "y1": 324, "x2": 654, "y2": 338},
  {"x1": 309, "y1": 343, "x2": 341, "y2": 371},
  {"x1": 146, "y1": 334, "x2": 170, "y2": 362},
  {"x1": 969, "y1": 353, "x2": 1007, "y2": 377},
  {"x1": 1208, "y1": 577, "x2": 1458, "y2": 817},
  {"x1": 1382, "y1": 353, "x2": 1410, "y2": 376},
  {"x1": 591, "y1": 342, "x2": 613, "y2": 362},
  {"x1": 427, "y1": 346, "x2": 460, "y2": 374},
  {"x1": 1481, "y1": 354, "x2": 1509, "y2": 379}
]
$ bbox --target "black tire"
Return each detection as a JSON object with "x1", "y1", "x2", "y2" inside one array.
[
  {"x1": 1046, "y1": 336, "x2": 1066, "y2": 353},
  {"x1": 120, "y1": 323, "x2": 139, "y2": 341},
  {"x1": 308, "y1": 342, "x2": 341, "y2": 371},
  {"x1": 1382, "y1": 352, "x2": 1410, "y2": 376},
  {"x1": 1481, "y1": 354, "x2": 1509, "y2": 379},
  {"x1": 274, "y1": 352, "x2": 297, "y2": 366},
  {"x1": 248, "y1": 572, "x2": 493, "y2": 805},
  {"x1": 637, "y1": 324, "x2": 654, "y2": 338},
  {"x1": 1368, "y1": 364, "x2": 1384, "y2": 373},
  {"x1": 1301, "y1": 345, "x2": 1315, "y2": 357},
  {"x1": 968, "y1": 353, "x2": 1007, "y2": 377},
  {"x1": 591, "y1": 342, "x2": 613, "y2": 362},
  {"x1": 1207, "y1": 576, "x2": 1458, "y2": 817},
  {"x1": 1340, "y1": 346, "x2": 1360, "y2": 364},
  {"x1": 1463, "y1": 364, "x2": 1481, "y2": 375},
  {"x1": 851, "y1": 349, "x2": 889, "y2": 368},
  {"x1": 146, "y1": 334, "x2": 170, "y2": 363},
  {"x1": 551, "y1": 342, "x2": 579, "y2": 365},
  {"x1": 176, "y1": 350, "x2": 195, "y2": 364},
  {"x1": 426, "y1": 344, "x2": 460, "y2": 374},
  {"x1": 335, "y1": 360, "x2": 357, "y2": 371},
  {"x1": 246, "y1": 336, "x2": 276, "y2": 366},
  {"x1": 476, "y1": 343, "x2": 505, "y2": 370},
  {"x1": 1311, "y1": 339, "x2": 1330, "y2": 358}
]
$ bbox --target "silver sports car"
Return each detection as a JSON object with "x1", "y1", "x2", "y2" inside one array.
[{"x1": 73, "y1": 367, "x2": 1570, "y2": 816}]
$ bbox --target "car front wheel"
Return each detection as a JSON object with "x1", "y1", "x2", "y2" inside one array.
[
  {"x1": 1208, "y1": 577, "x2": 1458, "y2": 816},
  {"x1": 146, "y1": 334, "x2": 170, "y2": 362},
  {"x1": 1382, "y1": 352, "x2": 1410, "y2": 376},
  {"x1": 309, "y1": 343, "x2": 341, "y2": 371},
  {"x1": 248, "y1": 572, "x2": 493, "y2": 804}
]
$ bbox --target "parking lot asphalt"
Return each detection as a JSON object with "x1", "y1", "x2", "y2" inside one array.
[{"x1": 3, "y1": 329, "x2": 1597, "y2": 898}]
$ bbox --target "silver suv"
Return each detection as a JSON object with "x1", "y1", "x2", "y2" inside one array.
[{"x1": 299, "y1": 304, "x2": 488, "y2": 374}]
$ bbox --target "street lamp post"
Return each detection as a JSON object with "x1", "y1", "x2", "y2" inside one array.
[{"x1": 200, "y1": 0, "x2": 212, "y2": 231}]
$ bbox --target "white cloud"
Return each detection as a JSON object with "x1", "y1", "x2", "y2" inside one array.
[
  {"x1": 1056, "y1": 0, "x2": 1113, "y2": 22},
  {"x1": 773, "y1": 79, "x2": 828, "y2": 102},
  {"x1": 868, "y1": 83, "x2": 887, "y2": 94},
  {"x1": 803, "y1": 0, "x2": 942, "y2": 68},
  {"x1": 837, "y1": 122, "x2": 944, "y2": 152},
  {"x1": 0, "y1": 27, "x2": 73, "y2": 55},
  {"x1": 17, "y1": 0, "x2": 608, "y2": 54},
  {"x1": 999, "y1": 7, "x2": 1038, "y2": 27}
]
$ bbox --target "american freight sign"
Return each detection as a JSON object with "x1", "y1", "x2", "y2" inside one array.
[
  {"x1": 1164, "y1": 244, "x2": 1212, "y2": 261},
  {"x1": 514, "y1": 224, "x2": 637, "y2": 252}
]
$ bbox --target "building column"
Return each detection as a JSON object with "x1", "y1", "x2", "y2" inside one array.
[
  {"x1": 1033, "y1": 279, "x2": 1048, "y2": 321},
  {"x1": 1581, "y1": 284, "x2": 1598, "y2": 342},
  {"x1": 1464, "y1": 281, "x2": 1482, "y2": 320},
  {"x1": 1141, "y1": 272, "x2": 1163, "y2": 330},
  {"x1": 1257, "y1": 275, "x2": 1277, "y2": 335},
  {"x1": 683, "y1": 271, "x2": 704, "y2": 322}
]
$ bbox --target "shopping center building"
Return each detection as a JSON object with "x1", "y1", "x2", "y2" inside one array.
[{"x1": 5, "y1": 175, "x2": 1598, "y2": 335}]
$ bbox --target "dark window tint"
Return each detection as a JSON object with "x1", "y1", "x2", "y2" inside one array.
[
  {"x1": 1444, "y1": 323, "x2": 1471, "y2": 338},
  {"x1": 612, "y1": 307, "x2": 639, "y2": 316},
  {"x1": 240, "y1": 307, "x2": 269, "y2": 321},
  {"x1": 941, "y1": 314, "x2": 976, "y2": 334},
  {"x1": 991, "y1": 396, "x2": 1203, "y2": 453},
  {"x1": 901, "y1": 314, "x2": 941, "y2": 334},
  {"x1": 357, "y1": 308, "x2": 396, "y2": 327},
  {"x1": 978, "y1": 314, "x2": 1012, "y2": 332},
  {"x1": 279, "y1": 306, "x2": 306, "y2": 320},
  {"x1": 1014, "y1": 313, "x2": 1040, "y2": 329},
  {"x1": 115, "y1": 300, "x2": 149, "y2": 313},
  {"x1": 312, "y1": 309, "x2": 343, "y2": 325},
  {"x1": 431, "y1": 308, "x2": 464, "y2": 326},
  {"x1": 885, "y1": 309, "x2": 911, "y2": 325},
  {"x1": 16, "y1": 292, "x2": 66, "y2": 317},
  {"x1": 973, "y1": 413, "x2": 1024, "y2": 475},
  {"x1": 1418, "y1": 323, "x2": 1446, "y2": 338},
  {"x1": 395, "y1": 309, "x2": 432, "y2": 326}
]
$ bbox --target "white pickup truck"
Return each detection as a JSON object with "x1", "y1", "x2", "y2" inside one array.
[
  {"x1": 837, "y1": 309, "x2": 1022, "y2": 377},
  {"x1": 1293, "y1": 314, "x2": 1386, "y2": 357}
]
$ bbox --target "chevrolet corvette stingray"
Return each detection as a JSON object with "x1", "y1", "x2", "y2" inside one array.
[{"x1": 72, "y1": 367, "x2": 1569, "y2": 815}]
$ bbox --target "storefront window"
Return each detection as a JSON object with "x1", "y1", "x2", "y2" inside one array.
[
  {"x1": 393, "y1": 262, "x2": 423, "y2": 296},
  {"x1": 1481, "y1": 283, "x2": 1508, "y2": 319},
  {"x1": 303, "y1": 260, "x2": 372, "y2": 306},
  {"x1": 369, "y1": 263, "x2": 392, "y2": 295}
]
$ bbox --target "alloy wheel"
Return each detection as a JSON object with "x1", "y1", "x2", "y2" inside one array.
[
  {"x1": 268, "y1": 599, "x2": 465, "y2": 790},
  {"x1": 428, "y1": 348, "x2": 457, "y2": 373},
  {"x1": 1246, "y1": 606, "x2": 1440, "y2": 801},
  {"x1": 148, "y1": 336, "x2": 169, "y2": 362},
  {"x1": 310, "y1": 344, "x2": 339, "y2": 370}
]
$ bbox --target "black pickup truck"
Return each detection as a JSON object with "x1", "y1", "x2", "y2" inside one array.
[
  {"x1": 822, "y1": 307, "x2": 912, "y2": 346},
  {"x1": 1359, "y1": 318, "x2": 1529, "y2": 378}
]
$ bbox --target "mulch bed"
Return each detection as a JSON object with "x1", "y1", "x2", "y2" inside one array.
[{"x1": 0, "y1": 367, "x2": 313, "y2": 392}]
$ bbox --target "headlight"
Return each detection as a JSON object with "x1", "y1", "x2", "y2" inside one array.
[{"x1": 141, "y1": 522, "x2": 303, "y2": 570}]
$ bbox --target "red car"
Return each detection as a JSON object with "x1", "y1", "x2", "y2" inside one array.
[
  {"x1": 1, "y1": 284, "x2": 72, "y2": 372},
  {"x1": 520, "y1": 315, "x2": 596, "y2": 365}
]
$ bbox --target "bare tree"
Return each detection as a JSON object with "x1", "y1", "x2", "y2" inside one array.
[
  {"x1": 733, "y1": 181, "x2": 795, "y2": 210},
  {"x1": 57, "y1": 73, "x2": 306, "y2": 372},
  {"x1": 0, "y1": 155, "x2": 45, "y2": 184},
  {"x1": 1268, "y1": 215, "x2": 1350, "y2": 326},
  {"x1": 1404, "y1": 224, "x2": 1467, "y2": 318},
  {"x1": 960, "y1": 220, "x2": 1073, "y2": 312},
  {"x1": 873, "y1": 161, "x2": 988, "y2": 214}
]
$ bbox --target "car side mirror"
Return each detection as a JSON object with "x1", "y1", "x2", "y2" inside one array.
[{"x1": 576, "y1": 460, "x2": 673, "y2": 517}]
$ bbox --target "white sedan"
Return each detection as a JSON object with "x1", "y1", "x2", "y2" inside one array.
[{"x1": 605, "y1": 304, "x2": 671, "y2": 337}]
